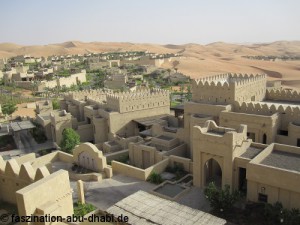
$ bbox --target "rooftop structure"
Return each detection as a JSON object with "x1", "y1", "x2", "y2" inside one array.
[{"x1": 5, "y1": 71, "x2": 300, "y2": 223}]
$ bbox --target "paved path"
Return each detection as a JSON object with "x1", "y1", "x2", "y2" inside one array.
[
  {"x1": 176, "y1": 186, "x2": 211, "y2": 212},
  {"x1": 71, "y1": 174, "x2": 156, "y2": 210},
  {"x1": 71, "y1": 174, "x2": 211, "y2": 213}
]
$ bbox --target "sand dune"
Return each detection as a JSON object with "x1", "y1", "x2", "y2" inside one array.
[
  {"x1": 250, "y1": 66, "x2": 283, "y2": 79},
  {"x1": 0, "y1": 40, "x2": 300, "y2": 89}
]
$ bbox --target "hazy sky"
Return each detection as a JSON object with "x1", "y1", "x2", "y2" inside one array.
[{"x1": 0, "y1": 0, "x2": 299, "y2": 45}]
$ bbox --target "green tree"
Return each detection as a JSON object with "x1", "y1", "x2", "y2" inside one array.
[
  {"x1": 92, "y1": 70, "x2": 106, "y2": 88},
  {"x1": 52, "y1": 99, "x2": 60, "y2": 110},
  {"x1": 2, "y1": 103, "x2": 17, "y2": 115},
  {"x1": 60, "y1": 128, "x2": 80, "y2": 154},
  {"x1": 186, "y1": 85, "x2": 192, "y2": 101},
  {"x1": 204, "y1": 182, "x2": 241, "y2": 214},
  {"x1": 179, "y1": 84, "x2": 184, "y2": 102}
]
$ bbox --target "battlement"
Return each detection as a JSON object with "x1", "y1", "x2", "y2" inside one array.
[
  {"x1": 106, "y1": 88, "x2": 169, "y2": 101},
  {"x1": 64, "y1": 89, "x2": 111, "y2": 101},
  {"x1": 233, "y1": 101, "x2": 300, "y2": 117},
  {"x1": 192, "y1": 73, "x2": 266, "y2": 104},
  {"x1": 266, "y1": 89, "x2": 300, "y2": 102},
  {"x1": 0, "y1": 157, "x2": 50, "y2": 183},
  {"x1": 106, "y1": 88, "x2": 170, "y2": 113},
  {"x1": 193, "y1": 73, "x2": 266, "y2": 87}
]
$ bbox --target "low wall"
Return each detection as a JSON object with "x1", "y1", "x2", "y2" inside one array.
[
  {"x1": 57, "y1": 151, "x2": 74, "y2": 163},
  {"x1": 69, "y1": 171, "x2": 102, "y2": 182},
  {"x1": 163, "y1": 143, "x2": 187, "y2": 157},
  {"x1": 112, "y1": 161, "x2": 146, "y2": 180},
  {"x1": 169, "y1": 155, "x2": 193, "y2": 173},
  {"x1": 15, "y1": 81, "x2": 33, "y2": 89},
  {"x1": 144, "y1": 158, "x2": 169, "y2": 179},
  {"x1": 29, "y1": 152, "x2": 59, "y2": 169},
  {"x1": 105, "y1": 149, "x2": 129, "y2": 163},
  {"x1": 111, "y1": 158, "x2": 169, "y2": 181},
  {"x1": 15, "y1": 153, "x2": 36, "y2": 165}
]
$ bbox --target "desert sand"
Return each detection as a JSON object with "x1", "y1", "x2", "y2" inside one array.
[{"x1": 0, "y1": 41, "x2": 300, "y2": 89}]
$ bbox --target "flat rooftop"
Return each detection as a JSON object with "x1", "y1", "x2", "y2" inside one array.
[
  {"x1": 260, "y1": 150, "x2": 300, "y2": 172},
  {"x1": 41, "y1": 115, "x2": 50, "y2": 120},
  {"x1": 133, "y1": 114, "x2": 169, "y2": 127},
  {"x1": 10, "y1": 121, "x2": 35, "y2": 132},
  {"x1": 240, "y1": 146, "x2": 264, "y2": 159},
  {"x1": 107, "y1": 190, "x2": 226, "y2": 225},
  {"x1": 156, "y1": 135, "x2": 174, "y2": 141}
]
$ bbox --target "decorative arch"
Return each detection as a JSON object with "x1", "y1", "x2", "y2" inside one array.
[
  {"x1": 73, "y1": 142, "x2": 106, "y2": 173},
  {"x1": 204, "y1": 157, "x2": 222, "y2": 188}
]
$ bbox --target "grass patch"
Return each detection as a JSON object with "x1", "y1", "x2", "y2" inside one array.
[
  {"x1": 0, "y1": 93, "x2": 37, "y2": 105},
  {"x1": 147, "y1": 172, "x2": 164, "y2": 184},
  {"x1": 171, "y1": 101, "x2": 180, "y2": 107},
  {"x1": 165, "y1": 164, "x2": 188, "y2": 180},
  {"x1": 73, "y1": 202, "x2": 96, "y2": 217}
]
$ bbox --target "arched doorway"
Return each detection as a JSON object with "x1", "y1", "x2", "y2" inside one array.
[
  {"x1": 263, "y1": 133, "x2": 267, "y2": 144},
  {"x1": 204, "y1": 158, "x2": 222, "y2": 187}
]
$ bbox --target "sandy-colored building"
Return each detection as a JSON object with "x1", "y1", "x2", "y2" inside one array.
[
  {"x1": 109, "y1": 73, "x2": 300, "y2": 210},
  {"x1": 36, "y1": 87, "x2": 170, "y2": 148},
  {"x1": 104, "y1": 74, "x2": 128, "y2": 89},
  {"x1": 0, "y1": 142, "x2": 113, "y2": 225},
  {"x1": 184, "y1": 73, "x2": 300, "y2": 209},
  {"x1": 34, "y1": 73, "x2": 300, "y2": 210},
  {"x1": 3, "y1": 69, "x2": 86, "y2": 91}
]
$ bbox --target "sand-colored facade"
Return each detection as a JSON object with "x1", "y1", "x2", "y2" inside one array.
[
  {"x1": 186, "y1": 73, "x2": 300, "y2": 209},
  {"x1": 33, "y1": 73, "x2": 300, "y2": 211},
  {"x1": 0, "y1": 142, "x2": 112, "y2": 225},
  {"x1": 37, "y1": 88, "x2": 170, "y2": 148}
]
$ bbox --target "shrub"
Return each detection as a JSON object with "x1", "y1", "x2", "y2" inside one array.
[
  {"x1": 2, "y1": 102, "x2": 17, "y2": 115},
  {"x1": 73, "y1": 202, "x2": 96, "y2": 217},
  {"x1": 204, "y1": 182, "x2": 241, "y2": 214},
  {"x1": 52, "y1": 99, "x2": 60, "y2": 110},
  {"x1": 147, "y1": 172, "x2": 163, "y2": 184},
  {"x1": 263, "y1": 202, "x2": 300, "y2": 225},
  {"x1": 165, "y1": 164, "x2": 187, "y2": 180},
  {"x1": 60, "y1": 128, "x2": 80, "y2": 154}
]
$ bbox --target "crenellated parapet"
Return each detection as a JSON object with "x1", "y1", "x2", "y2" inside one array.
[
  {"x1": 0, "y1": 159, "x2": 50, "y2": 181},
  {"x1": 192, "y1": 73, "x2": 267, "y2": 104},
  {"x1": 0, "y1": 157, "x2": 51, "y2": 203},
  {"x1": 106, "y1": 88, "x2": 170, "y2": 113},
  {"x1": 193, "y1": 73, "x2": 266, "y2": 87},
  {"x1": 233, "y1": 101, "x2": 300, "y2": 117},
  {"x1": 229, "y1": 73, "x2": 266, "y2": 87},
  {"x1": 63, "y1": 89, "x2": 111, "y2": 101},
  {"x1": 266, "y1": 89, "x2": 300, "y2": 102}
]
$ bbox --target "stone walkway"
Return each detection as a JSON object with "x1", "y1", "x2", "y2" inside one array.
[{"x1": 71, "y1": 174, "x2": 211, "y2": 213}]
